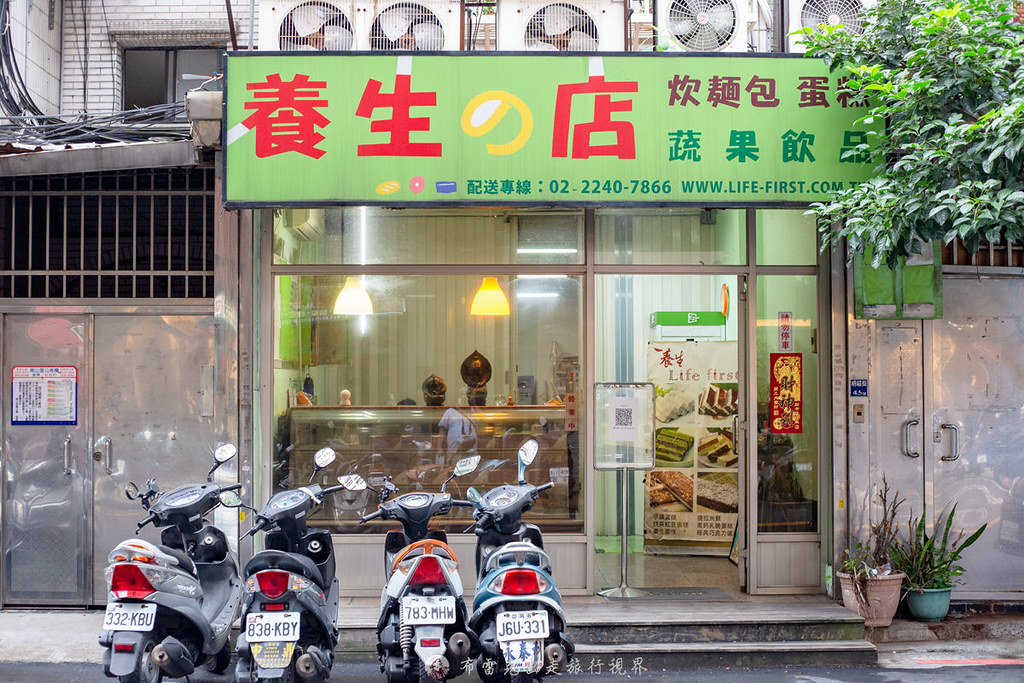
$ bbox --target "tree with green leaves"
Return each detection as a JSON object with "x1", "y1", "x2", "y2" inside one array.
[{"x1": 799, "y1": 0, "x2": 1024, "y2": 267}]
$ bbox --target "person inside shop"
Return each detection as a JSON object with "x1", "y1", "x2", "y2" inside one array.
[{"x1": 437, "y1": 405, "x2": 478, "y2": 461}]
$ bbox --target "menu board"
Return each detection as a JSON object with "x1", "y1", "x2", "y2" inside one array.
[{"x1": 644, "y1": 342, "x2": 738, "y2": 543}]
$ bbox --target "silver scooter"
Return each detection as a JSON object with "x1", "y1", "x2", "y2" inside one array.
[{"x1": 99, "y1": 443, "x2": 242, "y2": 683}]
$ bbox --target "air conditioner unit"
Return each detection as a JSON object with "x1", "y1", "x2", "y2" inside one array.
[
  {"x1": 258, "y1": 0, "x2": 362, "y2": 51},
  {"x1": 788, "y1": 0, "x2": 874, "y2": 52},
  {"x1": 362, "y1": 0, "x2": 462, "y2": 51},
  {"x1": 654, "y1": 0, "x2": 752, "y2": 52},
  {"x1": 497, "y1": 1, "x2": 627, "y2": 52},
  {"x1": 276, "y1": 208, "x2": 325, "y2": 241}
]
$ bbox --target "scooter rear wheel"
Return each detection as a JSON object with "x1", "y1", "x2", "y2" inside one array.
[
  {"x1": 118, "y1": 635, "x2": 160, "y2": 683},
  {"x1": 206, "y1": 641, "x2": 232, "y2": 674}
]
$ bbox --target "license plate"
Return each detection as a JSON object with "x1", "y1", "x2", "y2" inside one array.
[
  {"x1": 401, "y1": 595, "x2": 456, "y2": 625},
  {"x1": 103, "y1": 602, "x2": 156, "y2": 632},
  {"x1": 245, "y1": 612, "x2": 300, "y2": 642},
  {"x1": 500, "y1": 639, "x2": 544, "y2": 674},
  {"x1": 496, "y1": 610, "x2": 549, "y2": 642}
]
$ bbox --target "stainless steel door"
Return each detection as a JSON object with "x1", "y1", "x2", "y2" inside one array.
[
  {"x1": 926, "y1": 277, "x2": 1024, "y2": 595},
  {"x1": 2, "y1": 315, "x2": 91, "y2": 605},
  {"x1": 91, "y1": 315, "x2": 216, "y2": 602}
]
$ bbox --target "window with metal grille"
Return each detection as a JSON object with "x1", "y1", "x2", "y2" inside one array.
[
  {"x1": 942, "y1": 238, "x2": 1024, "y2": 269},
  {"x1": 0, "y1": 168, "x2": 215, "y2": 299}
]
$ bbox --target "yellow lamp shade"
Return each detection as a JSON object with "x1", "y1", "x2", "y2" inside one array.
[
  {"x1": 334, "y1": 277, "x2": 373, "y2": 315},
  {"x1": 470, "y1": 277, "x2": 510, "y2": 316}
]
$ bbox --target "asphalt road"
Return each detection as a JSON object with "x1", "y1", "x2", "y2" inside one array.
[{"x1": 2, "y1": 661, "x2": 1024, "y2": 683}]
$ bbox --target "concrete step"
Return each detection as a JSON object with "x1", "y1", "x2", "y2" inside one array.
[{"x1": 574, "y1": 639, "x2": 878, "y2": 669}]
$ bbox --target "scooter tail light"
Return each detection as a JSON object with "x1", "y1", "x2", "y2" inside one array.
[
  {"x1": 408, "y1": 556, "x2": 447, "y2": 586},
  {"x1": 495, "y1": 569, "x2": 546, "y2": 595},
  {"x1": 110, "y1": 564, "x2": 157, "y2": 599},
  {"x1": 256, "y1": 570, "x2": 290, "y2": 599}
]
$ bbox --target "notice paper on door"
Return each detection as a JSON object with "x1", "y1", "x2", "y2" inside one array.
[{"x1": 11, "y1": 366, "x2": 78, "y2": 425}]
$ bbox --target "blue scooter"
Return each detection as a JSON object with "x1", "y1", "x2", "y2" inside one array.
[{"x1": 466, "y1": 439, "x2": 574, "y2": 683}]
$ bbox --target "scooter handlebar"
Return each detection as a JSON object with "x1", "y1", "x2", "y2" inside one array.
[
  {"x1": 452, "y1": 499, "x2": 475, "y2": 508},
  {"x1": 136, "y1": 512, "x2": 158, "y2": 532},
  {"x1": 360, "y1": 509, "x2": 383, "y2": 523},
  {"x1": 242, "y1": 517, "x2": 268, "y2": 539},
  {"x1": 221, "y1": 482, "x2": 243, "y2": 493},
  {"x1": 537, "y1": 482, "x2": 555, "y2": 492}
]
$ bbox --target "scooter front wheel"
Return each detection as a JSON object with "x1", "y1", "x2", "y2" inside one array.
[
  {"x1": 206, "y1": 641, "x2": 232, "y2": 674},
  {"x1": 118, "y1": 635, "x2": 160, "y2": 683}
]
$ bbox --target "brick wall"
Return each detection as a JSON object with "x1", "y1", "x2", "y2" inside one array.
[{"x1": 60, "y1": 0, "x2": 255, "y2": 115}]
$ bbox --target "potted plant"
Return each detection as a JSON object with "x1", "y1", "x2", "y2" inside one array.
[
  {"x1": 889, "y1": 504, "x2": 987, "y2": 622},
  {"x1": 836, "y1": 476, "x2": 906, "y2": 627}
]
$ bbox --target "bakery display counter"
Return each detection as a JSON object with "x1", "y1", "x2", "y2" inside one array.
[{"x1": 276, "y1": 404, "x2": 583, "y2": 534}]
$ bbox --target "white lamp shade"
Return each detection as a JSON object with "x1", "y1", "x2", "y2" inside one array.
[
  {"x1": 471, "y1": 276, "x2": 510, "y2": 316},
  {"x1": 334, "y1": 277, "x2": 373, "y2": 315}
]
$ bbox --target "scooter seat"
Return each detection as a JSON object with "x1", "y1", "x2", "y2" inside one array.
[
  {"x1": 246, "y1": 550, "x2": 328, "y2": 591},
  {"x1": 157, "y1": 545, "x2": 197, "y2": 576}
]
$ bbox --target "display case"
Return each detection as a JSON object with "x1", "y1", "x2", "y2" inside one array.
[{"x1": 275, "y1": 405, "x2": 582, "y2": 534}]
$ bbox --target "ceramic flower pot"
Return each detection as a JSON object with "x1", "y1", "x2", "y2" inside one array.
[
  {"x1": 837, "y1": 571, "x2": 905, "y2": 627},
  {"x1": 905, "y1": 586, "x2": 953, "y2": 622}
]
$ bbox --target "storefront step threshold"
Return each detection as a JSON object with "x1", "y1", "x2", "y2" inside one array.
[{"x1": 573, "y1": 640, "x2": 878, "y2": 669}]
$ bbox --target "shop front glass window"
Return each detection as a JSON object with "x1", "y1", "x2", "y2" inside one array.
[
  {"x1": 272, "y1": 208, "x2": 584, "y2": 265},
  {"x1": 755, "y1": 210, "x2": 818, "y2": 266},
  {"x1": 756, "y1": 275, "x2": 819, "y2": 533},
  {"x1": 595, "y1": 208, "x2": 746, "y2": 265},
  {"x1": 272, "y1": 272, "x2": 584, "y2": 534}
]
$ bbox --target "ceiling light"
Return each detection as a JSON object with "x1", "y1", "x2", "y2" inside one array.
[
  {"x1": 470, "y1": 277, "x2": 510, "y2": 316},
  {"x1": 334, "y1": 277, "x2": 373, "y2": 315}
]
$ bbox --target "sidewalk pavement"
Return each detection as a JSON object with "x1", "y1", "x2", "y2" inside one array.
[{"x1": 2, "y1": 605, "x2": 1023, "y2": 668}]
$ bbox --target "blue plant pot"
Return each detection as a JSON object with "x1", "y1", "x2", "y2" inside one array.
[{"x1": 905, "y1": 586, "x2": 953, "y2": 622}]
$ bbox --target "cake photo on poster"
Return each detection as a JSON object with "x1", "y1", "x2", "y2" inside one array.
[
  {"x1": 696, "y1": 427, "x2": 735, "y2": 469},
  {"x1": 648, "y1": 470, "x2": 693, "y2": 512},
  {"x1": 696, "y1": 472, "x2": 739, "y2": 514}
]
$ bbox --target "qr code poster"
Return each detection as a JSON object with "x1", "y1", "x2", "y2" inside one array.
[{"x1": 594, "y1": 383, "x2": 655, "y2": 470}]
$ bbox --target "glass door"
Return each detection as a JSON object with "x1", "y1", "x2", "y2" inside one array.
[{"x1": 594, "y1": 273, "x2": 745, "y2": 595}]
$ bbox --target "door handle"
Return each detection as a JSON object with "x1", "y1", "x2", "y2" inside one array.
[
  {"x1": 105, "y1": 438, "x2": 114, "y2": 475},
  {"x1": 901, "y1": 418, "x2": 920, "y2": 458},
  {"x1": 940, "y1": 423, "x2": 961, "y2": 462},
  {"x1": 732, "y1": 415, "x2": 739, "y2": 454},
  {"x1": 63, "y1": 435, "x2": 73, "y2": 475}
]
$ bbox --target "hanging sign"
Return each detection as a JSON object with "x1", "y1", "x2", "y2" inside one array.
[
  {"x1": 778, "y1": 311, "x2": 793, "y2": 351},
  {"x1": 11, "y1": 366, "x2": 78, "y2": 425},
  {"x1": 645, "y1": 341, "x2": 738, "y2": 543},
  {"x1": 769, "y1": 353, "x2": 802, "y2": 434},
  {"x1": 223, "y1": 53, "x2": 879, "y2": 207}
]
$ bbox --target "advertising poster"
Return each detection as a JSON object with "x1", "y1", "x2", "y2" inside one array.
[
  {"x1": 770, "y1": 353, "x2": 803, "y2": 434},
  {"x1": 644, "y1": 342, "x2": 738, "y2": 543}
]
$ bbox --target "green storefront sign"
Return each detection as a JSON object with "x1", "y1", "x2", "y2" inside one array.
[{"x1": 223, "y1": 53, "x2": 878, "y2": 207}]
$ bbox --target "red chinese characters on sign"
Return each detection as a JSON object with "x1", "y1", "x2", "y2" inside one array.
[
  {"x1": 770, "y1": 353, "x2": 802, "y2": 434},
  {"x1": 355, "y1": 73, "x2": 442, "y2": 157},
  {"x1": 654, "y1": 347, "x2": 686, "y2": 368},
  {"x1": 243, "y1": 74, "x2": 330, "y2": 159},
  {"x1": 778, "y1": 311, "x2": 793, "y2": 351},
  {"x1": 552, "y1": 75, "x2": 638, "y2": 159}
]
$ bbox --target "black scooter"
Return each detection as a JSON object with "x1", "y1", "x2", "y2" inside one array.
[
  {"x1": 99, "y1": 443, "x2": 242, "y2": 683},
  {"x1": 232, "y1": 446, "x2": 347, "y2": 683}
]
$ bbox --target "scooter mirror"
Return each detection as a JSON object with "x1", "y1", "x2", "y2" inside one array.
[
  {"x1": 453, "y1": 454, "x2": 481, "y2": 477},
  {"x1": 338, "y1": 474, "x2": 367, "y2": 491},
  {"x1": 219, "y1": 490, "x2": 243, "y2": 507},
  {"x1": 517, "y1": 439, "x2": 539, "y2": 483},
  {"x1": 313, "y1": 447, "x2": 337, "y2": 470},
  {"x1": 125, "y1": 482, "x2": 140, "y2": 500},
  {"x1": 214, "y1": 443, "x2": 238, "y2": 463},
  {"x1": 517, "y1": 439, "x2": 539, "y2": 466},
  {"x1": 466, "y1": 487, "x2": 482, "y2": 503}
]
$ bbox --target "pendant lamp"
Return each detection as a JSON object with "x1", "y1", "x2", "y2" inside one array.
[
  {"x1": 333, "y1": 277, "x2": 373, "y2": 315},
  {"x1": 470, "y1": 276, "x2": 510, "y2": 316}
]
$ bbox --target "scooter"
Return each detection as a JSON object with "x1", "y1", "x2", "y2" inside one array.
[
  {"x1": 342, "y1": 455, "x2": 481, "y2": 682},
  {"x1": 99, "y1": 443, "x2": 242, "y2": 683},
  {"x1": 232, "y1": 446, "x2": 347, "y2": 683},
  {"x1": 466, "y1": 439, "x2": 574, "y2": 683}
]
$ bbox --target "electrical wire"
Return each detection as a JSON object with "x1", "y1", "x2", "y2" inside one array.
[{"x1": 0, "y1": 0, "x2": 191, "y2": 145}]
